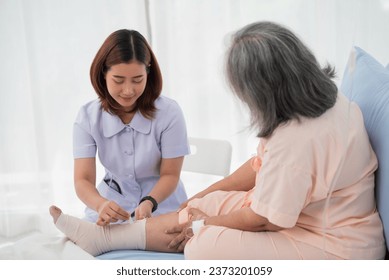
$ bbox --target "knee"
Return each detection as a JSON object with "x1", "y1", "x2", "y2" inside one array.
[
  {"x1": 184, "y1": 235, "x2": 210, "y2": 260},
  {"x1": 184, "y1": 236, "x2": 202, "y2": 259}
]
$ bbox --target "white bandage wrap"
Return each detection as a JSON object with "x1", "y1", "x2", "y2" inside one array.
[
  {"x1": 54, "y1": 213, "x2": 146, "y2": 256},
  {"x1": 191, "y1": 219, "x2": 205, "y2": 235}
]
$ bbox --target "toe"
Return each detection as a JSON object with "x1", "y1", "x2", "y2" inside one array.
[{"x1": 49, "y1": 205, "x2": 63, "y2": 223}]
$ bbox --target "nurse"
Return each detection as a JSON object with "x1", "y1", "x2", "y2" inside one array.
[{"x1": 73, "y1": 29, "x2": 190, "y2": 226}]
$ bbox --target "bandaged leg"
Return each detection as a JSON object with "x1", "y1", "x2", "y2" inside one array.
[{"x1": 49, "y1": 206, "x2": 146, "y2": 256}]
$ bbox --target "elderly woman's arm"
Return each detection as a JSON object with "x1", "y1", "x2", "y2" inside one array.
[
  {"x1": 204, "y1": 207, "x2": 283, "y2": 232},
  {"x1": 178, "y1": 158, "x2": 257, "y2": 210},
  {"x1": 166, "y1": 206, "x2": 283, "y2": 251}
]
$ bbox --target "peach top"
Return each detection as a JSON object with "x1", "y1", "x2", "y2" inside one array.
[{"x1": 250, "y1": 94, "x2": 386, "y2": 259}]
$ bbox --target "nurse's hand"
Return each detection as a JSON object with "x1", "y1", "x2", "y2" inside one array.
[
  {"x1": 133, "y1": 200, "x2": 153, "y2": 220},
  {"x1": 96, "y1": 200, "x2": 130, "y2": 226}
]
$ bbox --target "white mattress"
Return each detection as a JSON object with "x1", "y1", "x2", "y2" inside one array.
[
  {"x1": 0, "y1": 231, "x2": 184, "y2": 260},
  {"x1": 0, "y1": 232, "x2": 94, "y2": 260}
]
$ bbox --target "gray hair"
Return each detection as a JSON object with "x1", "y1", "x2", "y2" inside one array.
[{"x1": 226, "y1": 21, "x2": 337, "y2": 138}]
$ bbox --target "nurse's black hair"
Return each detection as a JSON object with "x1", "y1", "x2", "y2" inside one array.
[
  {"x1": 90, "y1": 29, "x2": 162, "y2": 119},
  {"x1": 226, "y1": 21, "x2": 338, "y2": 138}
]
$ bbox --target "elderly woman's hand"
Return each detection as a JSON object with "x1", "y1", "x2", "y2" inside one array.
[
  {"x1": 165, "y1": 208, "x2": 209, "y2": 252},
  {"x1": 165, "y1": 222, "x2": 191, "y2": 252}
]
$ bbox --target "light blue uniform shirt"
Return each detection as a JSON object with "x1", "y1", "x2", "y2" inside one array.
[{"x1": 73, "y1": 96, "x2": 190, "y2": 222}]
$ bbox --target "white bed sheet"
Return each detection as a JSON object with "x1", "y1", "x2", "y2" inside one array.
[
  {"x1": 0, "y1": 231, "x2": 94, "y2": 260},
  {"x1": 0, "y1": 210, "x2": 186, "y2": 260},
  {"x1": 0, "y1": 231, "x2": 185, "y2": 260}
]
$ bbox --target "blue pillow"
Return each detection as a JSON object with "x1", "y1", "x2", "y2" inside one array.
[{"x1": 340, "y1": 46, "x2": 389, "y2": 252}]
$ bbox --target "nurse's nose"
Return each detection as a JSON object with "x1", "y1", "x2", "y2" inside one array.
[{"x1": 122, "y1": 84, "x2": 134, "y2": 96}]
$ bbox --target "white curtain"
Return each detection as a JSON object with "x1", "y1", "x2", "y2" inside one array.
[{"x1": 1, "y1": 0, "x2": 389, "y2": 240}]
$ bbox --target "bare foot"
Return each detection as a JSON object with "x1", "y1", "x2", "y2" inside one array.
[{"x1": 49, "y1": 205, "x2": 63, "y2": 224}]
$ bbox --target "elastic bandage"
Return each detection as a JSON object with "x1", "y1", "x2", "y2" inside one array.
[{"x1": 54, "y1": 213, "x2": 146, "y2": 256}]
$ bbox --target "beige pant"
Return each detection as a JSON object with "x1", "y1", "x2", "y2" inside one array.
[{"x1": 179, "y1": 190, "x2": 342, "y2": 260}]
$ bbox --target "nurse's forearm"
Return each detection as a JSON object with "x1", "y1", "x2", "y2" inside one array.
[
  {"x1": 74, "y1": 158, "x2": 106, "y2": 212},
  {"x1": 148, "y1": 174, "x2": 180, "y2": 204},
  {"x1": 75, "y1": 179, "x2": 107, "y2": 212}
]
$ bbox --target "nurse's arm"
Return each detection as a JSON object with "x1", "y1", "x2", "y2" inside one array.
[
  {"x1": 74, "y1": 157, "x2": 129, "y2": 224},
  {"x1": 74, "y1": 158, "x2": 104, "y2": 210},
  {"x1": 148, "y1": 156, "x2": 184, "y2": 204}
]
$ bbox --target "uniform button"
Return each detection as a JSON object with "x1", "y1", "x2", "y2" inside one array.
[{"x1": 128, "y1": 174, "x2": 134, "y2": 178}]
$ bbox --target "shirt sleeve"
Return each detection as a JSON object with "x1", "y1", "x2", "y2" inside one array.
[
  {"x1": 160, "y1": 100, "x2": 190, "y2": 158},
  {"x1": 73, "y1": 107, "x2": 97, "y2": 159},
  {"x1": 250, "y1": 150, "x2": 313, "y2": 228}
]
